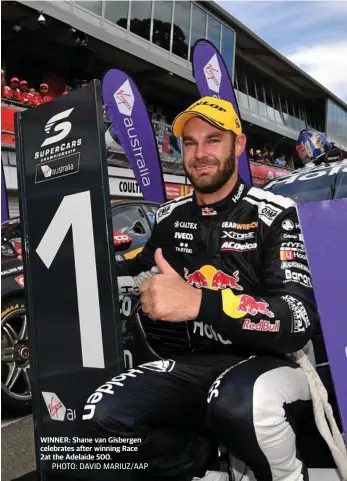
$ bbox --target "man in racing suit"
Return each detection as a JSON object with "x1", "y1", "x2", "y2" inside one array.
[{"x1": 86, "y1": 97, "x2": 317, "y2": 481}]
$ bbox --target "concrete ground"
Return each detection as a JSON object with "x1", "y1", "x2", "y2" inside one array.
[{"x1": 1, "y1": 416, "x2": 36, "y2": 481}]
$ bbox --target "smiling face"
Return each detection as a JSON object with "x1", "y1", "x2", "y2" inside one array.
[{"x1": 182, "y1": 117, "x2": 238, "y2": 194}]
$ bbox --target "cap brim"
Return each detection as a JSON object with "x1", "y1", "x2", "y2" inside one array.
[{"x1": 172, "y1": 110, "x2": 227, "y2": 138}]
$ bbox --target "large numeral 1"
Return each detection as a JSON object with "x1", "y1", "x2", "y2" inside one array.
[{"x1": 36, "y1": 191, "x2": 105, "y2": 368}]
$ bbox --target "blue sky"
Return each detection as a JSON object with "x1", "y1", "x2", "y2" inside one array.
[{"x1": 218, "y1": 1, "x2": 347, "y2": 103}]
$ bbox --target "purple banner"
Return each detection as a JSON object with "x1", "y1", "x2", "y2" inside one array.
[
  {"x1": 1, "y1": 163, "x2": 9, "y2": 222},
  {"x1": 102, "y1": 69, "x2": 166, "y2": 203},
  {"x1": 192, "y1": 39, "x2": 252, "y2": 186},
  {"x1": 298, "y1": 199, "x2": 347, "y2": 438}
]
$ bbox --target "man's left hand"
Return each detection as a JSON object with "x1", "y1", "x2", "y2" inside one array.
[{"x1": 140, "y1": 248, "x2": 202, "y2": 322}]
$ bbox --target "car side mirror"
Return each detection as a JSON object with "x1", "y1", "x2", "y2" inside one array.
[{"x1": 113, "y1": 231, "x2": 133, "y2": 252}]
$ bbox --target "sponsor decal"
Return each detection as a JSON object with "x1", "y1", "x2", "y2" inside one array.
[
  {"x1": 282, "y1": 295, "x2": 310, "y2": 334},
  {"x1": 221, "y1": 231, "x2": 255, "y2": 240},
  {"x1": 140, "y1": 360, "x2": 176, "y2": 373},
  {"x1": 157, "y1": 205, "x2": 171, "y2": 219},
  {"x1": 281, "y1": 261, "x2": 310, "y2": 273},
  {"x1": 82, "y1": 361, "x2": 175, "y2": 420},
  {"x1": 201, "y1": 207, "x2": 217, "y2": 216},
  {"x1": 184, "y1": 266, "x2": 243, "y2": 291},
  {"x1": 35, "y1": 139, "x2": 82, "y2": 163},
  {"x1": 282, "y1": 219, "x2": 294, "y2": 231},
  {"x1": 193, "y1": 321, "x2": 231, "y2": 345},
  {"x1": 280, "y1": 249, "x2": 307, "y2": 261},
  {"x1": 42, "y1": 392, "x2": 77, "y2": 422},
  {"x1": 194, "y1": 100, "x2": 227, "y2": 113},
  {"x1": 174, "y1": 232, "x2": 193, "y2": 240},
  {"x1": 281, "y1": 242, "x2": 305, "y2": 251},
  {"x1": 242, "y1": 319, "x2": 280, "y2": 332},
  {"x1": 113, "y1": 233, "x2": 132, "y2": 246},
  {"x1": 174, "y1": 221, "x2": 197, "y2": 230},
  {"x1": 103, "y1": 70, "x2": 166, "y2": 202},
  {"x1": 41, "y1": 108, "x2": 74, "y2": 147},
  {"x1": 83, "y1": 368, "x2": 145, "y2": 419},
  {"x1": 2, "y1": 303, "x2": 23, "y2": 318},
  {"x1": 207, "y1": 357, "x2": 255, "y2": 403},
  {"x1": 222, "y1": 221, "x2": 258, "y2": 230},
  {"x1": 260, "y1": 205, "x2": 282, "y2": 223},
  {"x1": 282, "y1": 234, "x2": 303, "y2": 240},
  {"x1": 203, "y1": 53, "x2": 222, "y2": 94},
  {"x1": 220, "y1": 241, "x2": 257, "y2": 252},
  {"x1": 35, "y1": 108, "x2": 82, "y2": 162},
  {"x1": 232, "y1": 184, "x2": 244, "y2": 203},
  {"x1": 42, "y1": 392, "x2": 66, "y2": 421},
  {"x1": 235, "y1": 295, "x2": 274, "y2": 318},
  {"x1": 114, "y1": 79, "x2": 134, "y2": 116},
  {"x1": 222, "y1": 292, "x2": 275, "y2": 319},
  {"x1": 175, "y1": 243, "x2": 192, "y2": 254},
  {"x1": 284, "y1": 269, "x2": 312, "y2": 288},
  {"x1": 35, "y1": 153, "x2": 80, "y2": 184},
  {"x1": 14, "y1": 274, "x2": 24, "y2": 287},
  {"x1": 1, "y1": 266, "x2": 23, "y2": 277},
  {"x1": 265, "y1": 165, "x2": 347, "y2": 188}
]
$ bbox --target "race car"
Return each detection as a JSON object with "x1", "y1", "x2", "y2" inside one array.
[
  {"x1": 263, "y1": 157, "x2": 347, "y2": 204},
  {"x1": 262, "y1": 157, "x2": 347, "y2": 441},
  {"x1": 1, "y1": 200, "x2": 158, "y2": 415}
]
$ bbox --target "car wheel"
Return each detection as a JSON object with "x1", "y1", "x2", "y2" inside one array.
[{"x1": 1, "y1": 297, "x2": 31, "y2": 416}]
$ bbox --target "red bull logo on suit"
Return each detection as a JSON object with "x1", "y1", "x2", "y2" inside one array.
[
  {"x1": 184, "y1": 265, "x2": 243, "y2": 291},
  {"x1": 242, "y1": 319, "x2": 280, "y2": 332}
]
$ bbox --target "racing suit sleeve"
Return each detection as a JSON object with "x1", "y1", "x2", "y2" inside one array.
[{"x1": 196, "y1": 207, "x2": 317, "y2": 354}]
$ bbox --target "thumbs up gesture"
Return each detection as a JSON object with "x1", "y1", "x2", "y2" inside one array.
[{"x1": 140, "y1": 248, "x2": 202, "y2": 322}]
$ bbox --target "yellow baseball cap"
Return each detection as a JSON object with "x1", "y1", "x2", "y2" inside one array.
[{"x1": 172, "y1": 96, "x2": 242, "y2": 137}]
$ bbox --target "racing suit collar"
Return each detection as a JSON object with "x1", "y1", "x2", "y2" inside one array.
[{"x1": 192, "y1": 176, "x2": 248, "y2": 216}]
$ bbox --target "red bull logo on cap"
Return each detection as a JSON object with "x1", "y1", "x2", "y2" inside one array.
[{"x1": 184, "y1": 265, "x2": 243, "y2": 291}]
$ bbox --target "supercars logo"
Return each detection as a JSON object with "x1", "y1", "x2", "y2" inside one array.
[
  {"x1": 203, "y1": 53, "x2": 222, "y2": 94},
  {"x1": 114, "y1": 79, "x2": 135, "y2": 116},
  {"x1": 41, "y1": 108, "x2": 74, "y2": 147},
  {"x1": 184, "y1": 265, "x2": 243, "y2": 291}
]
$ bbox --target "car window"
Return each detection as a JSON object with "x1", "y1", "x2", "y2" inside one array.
[
  {"x1": 112, "y1": 205, "x2": 151, "y2": 251},
  {"x1": 143, "y1": 204, "x2": 159, "y2": 228},
  {"x1": 264, "y1": 175, "x2": 335, "y2": 204},
  {"x1": 334, "y1": 172, "x2": 347, "y2": 199}
]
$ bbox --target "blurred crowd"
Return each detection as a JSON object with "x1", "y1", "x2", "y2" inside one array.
[
  {"x1": 1, "y1": 69, "x2": 88, "y2": 107},
  {"x1": 248, "y1": 148, "x2": 287, "y2": 167}
]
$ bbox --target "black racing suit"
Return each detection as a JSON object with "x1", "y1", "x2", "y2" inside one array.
[{"x1": 86, "y1": 177, "x2": 318, "y2": 481}]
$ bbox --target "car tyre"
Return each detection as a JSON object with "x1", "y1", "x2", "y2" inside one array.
[{"x1": 1, "y1": 296, "x2": 32, "y2": 416}]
